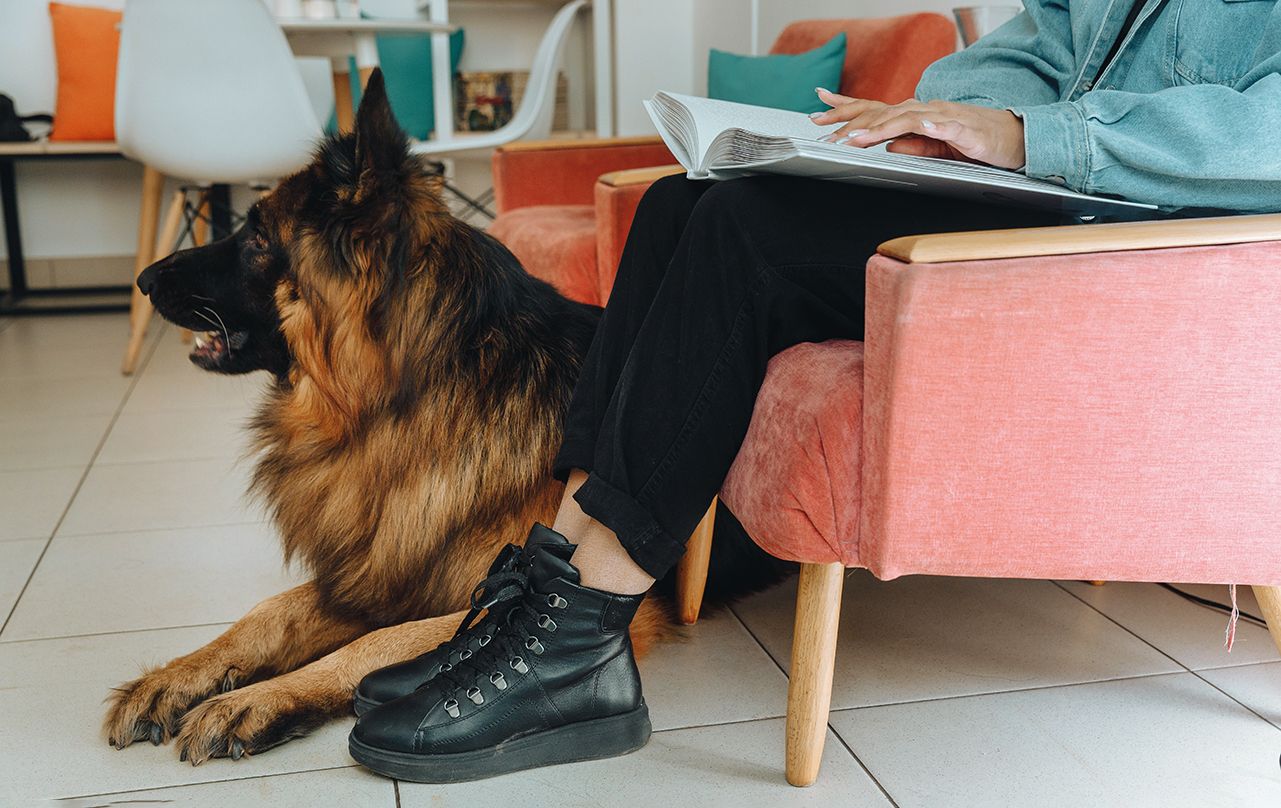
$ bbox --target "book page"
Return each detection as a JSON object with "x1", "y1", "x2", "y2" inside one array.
[{"x1": 654, "y1": 92, "x2": 842, "y2": 170}]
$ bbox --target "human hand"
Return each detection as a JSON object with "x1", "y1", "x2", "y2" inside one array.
[{"x1": 809, "y1": 88, "x2": 1026, "y2": 170}]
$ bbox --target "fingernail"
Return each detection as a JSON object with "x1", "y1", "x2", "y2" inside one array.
[
  {"x1": 839, "y1": 129, "x2": 868, "y2": 143},
  {"x1": 815, "y1": 87, "x2": 830, "y2": 95},
  {"x1": 808, "y1": 111, "x2": 825, "y2": 120},
  {"x1": 921, "y1": 119, "x2": 936, "y2": 130}
]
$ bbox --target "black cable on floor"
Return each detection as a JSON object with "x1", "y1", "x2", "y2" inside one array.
[{"x1": 1158, "y1": 583, "x2": 1268, "y2": 627}]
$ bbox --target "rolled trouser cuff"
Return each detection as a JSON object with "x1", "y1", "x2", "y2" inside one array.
[{"x1": 572, "y1": 471, "x2": 686, "y2": 579}]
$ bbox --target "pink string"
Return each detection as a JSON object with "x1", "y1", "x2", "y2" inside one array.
[{"x1": 1224, "y1": 584, "x2": 1240, "y2": 652}]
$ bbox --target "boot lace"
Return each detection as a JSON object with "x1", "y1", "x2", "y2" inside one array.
[
  {"x1": 416, "y1": 543, "x2": 530, "y2": 664},
  {"x1": 434, "y1": 583, "x2": 570, "y2": 717}
]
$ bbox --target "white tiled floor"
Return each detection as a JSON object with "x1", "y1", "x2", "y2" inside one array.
[{"x1": 2, "y1": 313, "x2": 1280, "y2": 807}]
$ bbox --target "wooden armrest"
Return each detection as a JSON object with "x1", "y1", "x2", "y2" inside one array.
[
  {"x1": 497, "y1": 135, "x2": 664, "y2": 154},
  {"x1": 877, "y1": 213, "x2": 1281, "y2": 264},
  {"x1": 0, "y1": 140, "x2": 121, "y2": 157},
  {"x1": 598, "y1": 164, "x2": 685, "y2": 188}
]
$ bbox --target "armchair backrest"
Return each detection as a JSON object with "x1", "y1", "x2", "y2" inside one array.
[{"x1": 770, "y1": 14, "x2": 957, "y2": 104}]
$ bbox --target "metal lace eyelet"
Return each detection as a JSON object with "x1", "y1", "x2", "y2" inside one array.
[
  {"x1": 547, "y1": 593, "x2": 567, "y2": 608},
  {"x1": 525, "y1": 636, "x2": 545, "y2": 654},
  {"x1": 490, "y1": 672, "x2": 507, "y2": 690},
  {"x1": 459, "y1": 649, "x2": 473, "y2": 661},
  {"x1": 510, "y1": 656, "x2": 529, "y2": 673},
  {"x1": 478, "y1": 634, "x2": 492, "y2": 647},
  {"x1": 537, "y1": 614, "x2": 557, "y2": 632},
  {"x1": 444, "y1": 698, "x2": 460, "y2": 718},
  {"x1": 466, "y1": 686, "x2": 484, "y2": 705},
  {"x1": 439, "y1": 662, "x2": 452, "y2": 672}
]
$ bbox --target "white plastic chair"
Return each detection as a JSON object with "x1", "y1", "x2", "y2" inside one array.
[
  {"x1": 410, "y1": 0, "x2": 585, "y2": 218},
  {"x1": 115, "y1": 0, "x2": 322, "y2": 373}
]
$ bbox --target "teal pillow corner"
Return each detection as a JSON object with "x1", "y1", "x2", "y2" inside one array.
[
  {"x1": 707, "y1": 32, "x2": 846, "y2": 114},
  {"x1": 326, "y1": 22, "x2": 465, "y2": 139}
]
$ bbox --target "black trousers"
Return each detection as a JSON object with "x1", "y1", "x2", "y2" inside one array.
[{"x1": 552, "y1": 175, "x2": 1061, "y2": 578}]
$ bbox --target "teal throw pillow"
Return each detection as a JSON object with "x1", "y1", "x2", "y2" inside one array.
[
  {"x1": 327, "y1": 21, "x2": 465, "y2": 139},
  {"x1": 707, "y1": 33, "x2": 846, "y2": 114}
]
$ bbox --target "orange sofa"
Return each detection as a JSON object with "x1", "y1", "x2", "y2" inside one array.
[{"x1": 488, "y1": 13, "x2": 958, "y2": 306}]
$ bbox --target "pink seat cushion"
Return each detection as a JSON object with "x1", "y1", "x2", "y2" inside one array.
[
  {"x1": 721, "y1": 340, "x2": 864, "y2": 567},
  {"x1": 488, "y1": 205, "x2": 600, "y2": 306}
]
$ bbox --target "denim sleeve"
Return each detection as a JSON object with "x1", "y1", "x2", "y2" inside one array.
[
  {"x1": 1013, "y1": 63, "x2": 1281, "y2": 212},
  {"x1": 915, "y1": 0, "x2": 1075, "y2": 110}
]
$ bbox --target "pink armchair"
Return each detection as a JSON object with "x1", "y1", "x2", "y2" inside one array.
[{"x1": 682, "y1": 213, "x2": 1281, "y2": 786}]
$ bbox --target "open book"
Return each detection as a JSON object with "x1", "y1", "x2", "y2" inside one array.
[{"x1": 643, "y1": 92, "x2": 1158, "y2": 219}]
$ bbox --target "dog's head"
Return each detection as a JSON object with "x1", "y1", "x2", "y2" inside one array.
[{"x1": 137, "y1": 69, "x2": 447, "y2": 380}]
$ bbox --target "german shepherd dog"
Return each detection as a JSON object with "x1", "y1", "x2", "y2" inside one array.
[{"x1": 105, "y1": 72, "x2": 775, "y2": 765}]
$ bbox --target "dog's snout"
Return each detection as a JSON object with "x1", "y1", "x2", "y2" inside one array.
[{"x1": 136, "y1": 264, "x2": 159, "y2": 296}]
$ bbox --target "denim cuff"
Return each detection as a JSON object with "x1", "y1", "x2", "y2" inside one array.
[
  {"x1": 1010, "y1": 101, "x2": 1091, "y2": 192},
  {"x1": 573, "y1": 472, "x2": 686, "y2": 580}
]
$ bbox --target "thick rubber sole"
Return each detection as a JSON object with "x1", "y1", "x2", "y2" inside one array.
[
  {"x1": 348, "y1": 702, "x2": 652, "y2": 783},
  {"x1": 352, "y1": 692, "x2": 377, "y2": 718}
]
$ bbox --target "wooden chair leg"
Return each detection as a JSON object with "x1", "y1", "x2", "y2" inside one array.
[
  {"x1": 179, "y1": 192, "x2": 211, "y2": 345},
  {"x1": 122, "y1": 187, "x2": 185, "y2": 375},
  {"x1": 332, "y1": 65, "x2": 355, "y2": 132},
  {"x1": 122, "y1": 167, "x2": 165, "y2": 374},
  {"x1": 785, "y1": 562, "x2": 844, "y2": 787},
  {"x1": 1252, "y1": 586, "x2": 1281, "y2": 657},
  {"x1": 675, "y1": 498, "x2": 717, "y2": 625}
]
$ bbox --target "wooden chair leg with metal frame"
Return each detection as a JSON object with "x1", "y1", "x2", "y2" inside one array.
[
  {"x1": 123, "y1": 167, "x2": 165, "y2": 375},
  {"x1": 122, "y1": 184, "x2": 204, "y2": 375}
]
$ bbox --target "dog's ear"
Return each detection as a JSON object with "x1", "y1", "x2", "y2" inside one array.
[{"x1": 353, "y1": 69, "x2": 408, "y2": 176}]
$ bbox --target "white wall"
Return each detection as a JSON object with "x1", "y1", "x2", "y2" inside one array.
[{"x1": 613, "y1": 0, "x2": 754, "y2": 135}]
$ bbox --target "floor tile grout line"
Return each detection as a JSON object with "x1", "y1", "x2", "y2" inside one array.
[
  {"x1": 54, "y1": 763, "x2": 362, "y2": 802},
  {"x1": 734, "y1": 584, "x2": 1278, "y2": 717},
  {"x1": 0, "y1": 330, "x2": 166, "y2": 637},
  {"x1": 24, "y1": 517, "x2": 270, "y2": 543},
  {"x1": 54, "y1": 517, "x2": 271, "y2": 541},
  {"x1": 1185, "y1": 668, "x2": 1281, "y2": 731},
  {"x1": 0, "y1": 619, "x2": 234, "y2": 646},
  {"x1": 1051, "y1": 580, "x2": 1198, "y2": 671},
  {"x1": 829, "y1": 668, "x2": 1195, "y2": 713},
  {"x1": 726, "y1": 603, "x2": 788, "y2": 672},
  {"x1": 81, "y1": 453, "x2": 259, "y2": 470},
  {"x1": 393, "y1": 779, "x2": 402, "y2": 808},
  {"x1": 827, "y1": 725, "x2": 903, "y2": 808},
  {"x1": 726, "y1": 599, "x2": 903, "y2": 805}
]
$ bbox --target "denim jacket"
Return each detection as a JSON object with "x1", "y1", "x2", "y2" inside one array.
[{"x1": 916, "y1": 0, "x2": 1281, "y2": 213}]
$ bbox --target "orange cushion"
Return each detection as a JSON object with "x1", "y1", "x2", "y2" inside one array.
[
  {"x1": 488, "y1": 205, "x2": 600, "y2": 306},
  {"x1": 48, "y1": 2, "x2": 121, "y2": 141}
]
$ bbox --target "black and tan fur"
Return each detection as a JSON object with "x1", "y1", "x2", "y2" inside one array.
[{"x1": 104, "y1": 72, "x2": 778, "y2": 765}]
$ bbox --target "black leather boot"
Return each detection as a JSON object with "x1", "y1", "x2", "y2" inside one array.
[
  {"x1": 348, "y1": 524, "x2": 651, "y2": 783},
  {"x1": 354, "y1": 540, "x2": 537, "y2": 716}
]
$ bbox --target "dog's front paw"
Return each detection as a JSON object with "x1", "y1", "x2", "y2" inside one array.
[
  {"x1": 104, "y1": 660, "x2": 242, "y2": 750},
  {"x1": 174, "y1": 681, "x2": 332, "y2": 765}
]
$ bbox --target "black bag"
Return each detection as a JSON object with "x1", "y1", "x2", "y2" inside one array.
[{"x1": 0, "y1": 94, "x2": 53, "y2": 142}]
